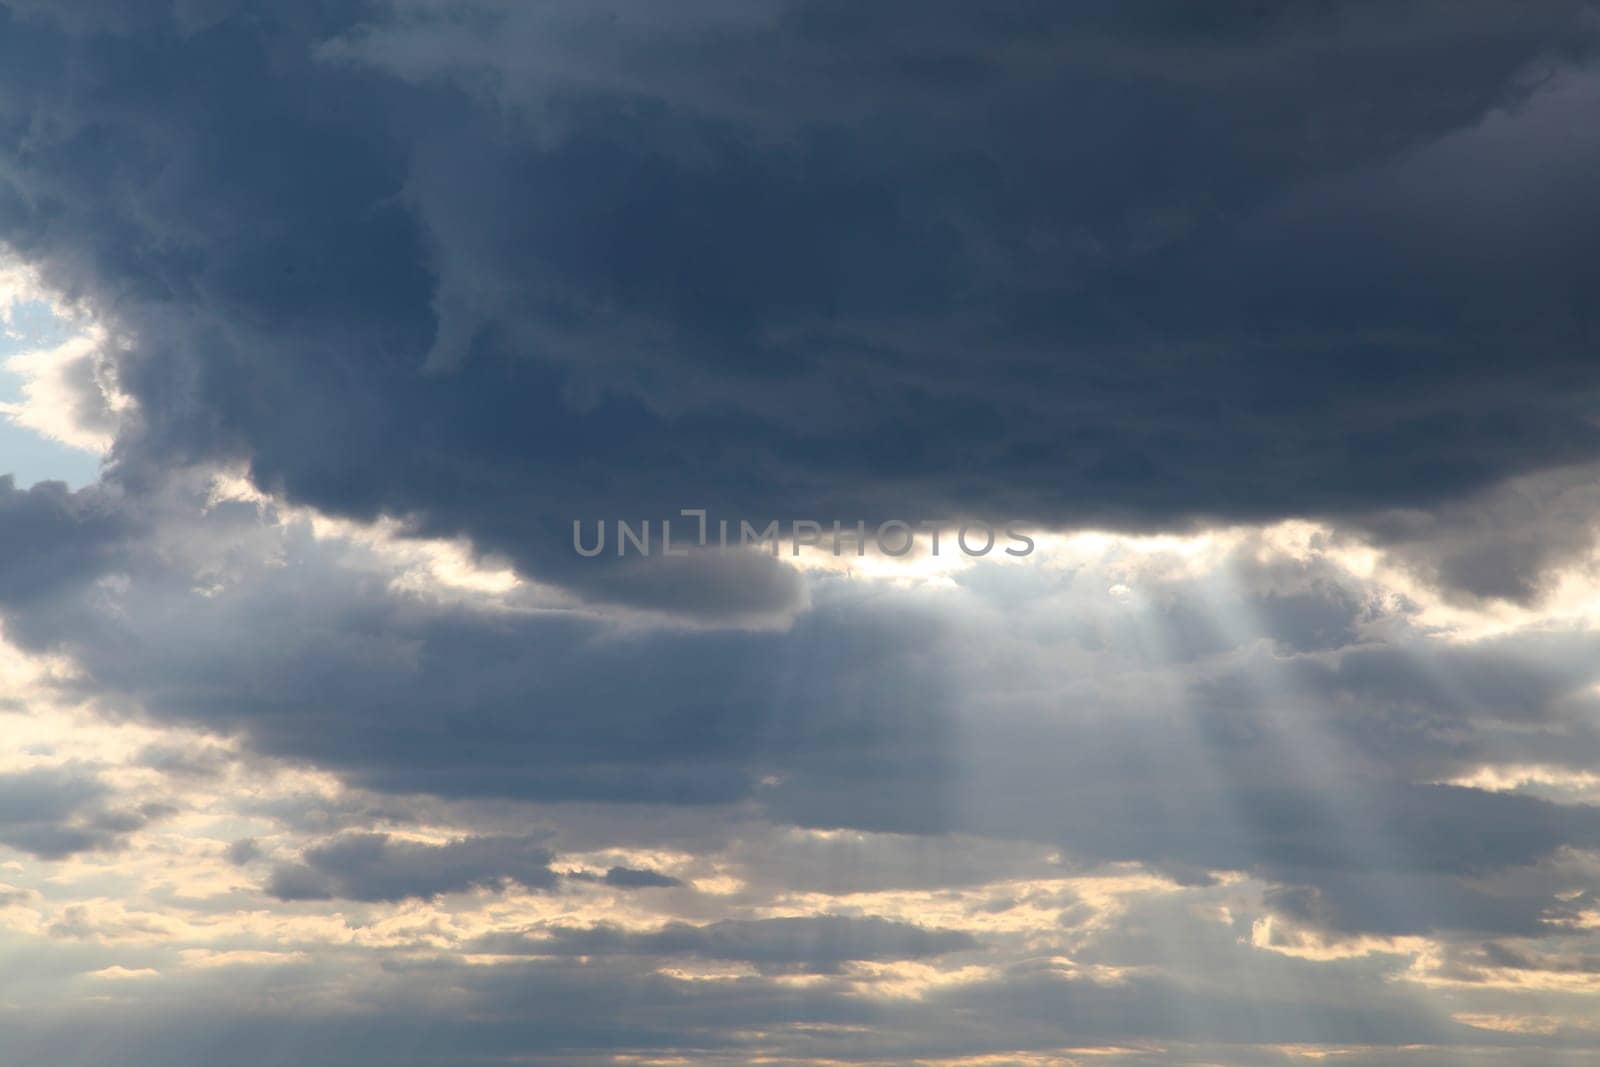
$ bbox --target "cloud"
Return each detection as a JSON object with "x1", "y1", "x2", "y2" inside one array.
[
  {"x1": 266, "y1": 832, "x2": 558, "y2": 901},
  {"x1": 0, "y1": 326, "x2": 121, "y2": 454},
  {"x1": 0, "y1": 1, "x2": 1597, "y2": 614},
  {"x1": 5, "y1": 477, "x2": 1598, "y2": 929},
  {"x1": 0, "y1": 4, "x2": 1599, "y2": 1064},
  {"x1": 0, "y1": 477, "x2": 128, "y2": 608},
  {"x1": 0, "y1": 766, "x2": 154, "y2": 858},
  {"x1": 477, "y1": 915, "x2": 979, "y2": 973},
  {"x1": 1358, "y1": 460, "x2": 1600, "y2": 604},
  {"x1": 597, "y1": 866, "x2": 682, "y2": 889}
]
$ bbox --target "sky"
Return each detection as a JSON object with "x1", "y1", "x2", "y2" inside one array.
[
  {"x1": 1, "y1": 2, "x2": 1600, "y2": 1065},
  {"x1": 0, "y1": 294, "x2": 100, "y2": 487}
]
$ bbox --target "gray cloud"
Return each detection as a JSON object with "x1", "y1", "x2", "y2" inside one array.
[
  {"x1": 6, "y1": 481, "x2": 1599, "y2": 932},
  {"x1": 598, "y1": 866, "x2": 682, "y2": 889},
  {"x1": 0, "y1": 947, "x2": 1555, "y2": 1067},
  {"x1": 267, "y1": 832, "x2": 558, "y2": 902},
  {"x1": 1, "y1": 1, "x2": 1598, "y2": 614},
  {"x1": 1359, "y1": 460, "x2": 1600, "y2": 604},
  {"x1": 0, "y1": 767, "x2": 155, "y2": 859},
  {"x1": 2, "y1": 4, "x2": 1600, "y2": 1063},
  {"x1": 477, "y1": 915, "x2": 978, "y2": 973},
  {"x1": 0, "y1": 478, "x2": 128, "y2": 609}
]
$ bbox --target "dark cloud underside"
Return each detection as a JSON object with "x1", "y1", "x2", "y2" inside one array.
[{"x1": 1, "y1": 1, "x2": 1598, "y2": 609}]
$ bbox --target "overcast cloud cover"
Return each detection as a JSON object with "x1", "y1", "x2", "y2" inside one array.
[{"x1": 2, "y1": 1, "x2": 1600, "y2": 1064}]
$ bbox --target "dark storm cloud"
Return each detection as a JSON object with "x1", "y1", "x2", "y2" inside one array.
[
  {"x1": 2, "y1": 1, "x2": 1599, "y2": 609},
  {"x1": 266, "y1": 831, "x2": 558, "y2": 901}
]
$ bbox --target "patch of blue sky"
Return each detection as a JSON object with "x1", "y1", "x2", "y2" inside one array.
[{"x1": 0, "y1": 298, "x2": 102, "y2": 489}]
